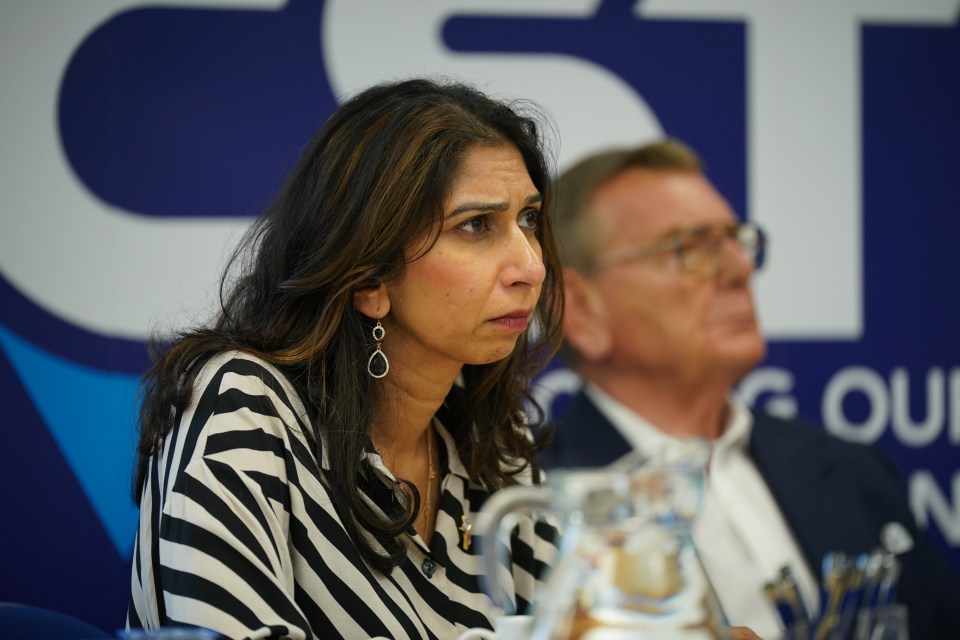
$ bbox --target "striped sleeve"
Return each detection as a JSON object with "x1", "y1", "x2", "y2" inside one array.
[{"x1": 135, "y1": 355, "x2": 316, "y2": 639}]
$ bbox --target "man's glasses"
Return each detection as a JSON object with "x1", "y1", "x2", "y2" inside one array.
[{"x1": 590, "y1": 221, "x2": 766, "y2": 279}]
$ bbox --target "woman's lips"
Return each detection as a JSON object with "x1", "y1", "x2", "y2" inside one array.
[{"x1": 489, "y1": 312, "x2": 530, "y2": 332}]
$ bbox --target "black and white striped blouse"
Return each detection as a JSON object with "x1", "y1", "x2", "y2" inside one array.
[{"x1": 127, "y1": 351, "x2": 559, "y2": 639}]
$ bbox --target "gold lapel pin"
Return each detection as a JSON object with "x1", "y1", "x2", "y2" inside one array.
[{"x1": 459, "y1": 515, "x2": 473, "y2": 551}]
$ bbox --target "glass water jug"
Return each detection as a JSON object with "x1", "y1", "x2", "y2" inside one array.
[{"x1": 477, "y1": 441, "x2": 728, "y2": 640}]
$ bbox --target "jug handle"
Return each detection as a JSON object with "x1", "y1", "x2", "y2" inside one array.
[{"x1": 474, "y1": 485, "x2": 553, "y2": 613}]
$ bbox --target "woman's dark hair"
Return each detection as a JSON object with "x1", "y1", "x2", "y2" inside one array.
[{"x1": 133, "y1": 78, "x2": 564, "y2": 572}]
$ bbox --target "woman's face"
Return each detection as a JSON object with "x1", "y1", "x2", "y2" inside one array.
[{"x1": 384, "y1": 143, "x2": 546, "y2": 376}]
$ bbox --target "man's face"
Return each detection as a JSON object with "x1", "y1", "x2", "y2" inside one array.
[{"x1": 577, "y1": 167, "x2": 766, "y2": 385}]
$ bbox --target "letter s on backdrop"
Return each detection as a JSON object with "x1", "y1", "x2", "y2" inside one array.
[{"x1": 321, "y1": 0, "x2": 664, "y2": 173}]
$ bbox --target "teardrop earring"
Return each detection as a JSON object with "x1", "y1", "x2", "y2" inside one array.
[{"x1": 367, "y1": 319, "x2": 389, "y2": 378}]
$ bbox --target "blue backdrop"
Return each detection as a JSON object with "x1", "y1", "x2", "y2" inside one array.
[{"x1": 2, "y1": 1, "x2": 958, "y2": 632}]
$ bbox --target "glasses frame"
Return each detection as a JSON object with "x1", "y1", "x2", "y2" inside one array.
[{"x1": 589, "y1": 220, "x2": 766, "y2": 277}]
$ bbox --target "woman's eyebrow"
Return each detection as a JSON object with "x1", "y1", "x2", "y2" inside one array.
[
  {"x1": 446, "y1": 193, "x2": 543, "y2": 219},
  {"x1": 446, "y1": 201, "x2": 507, "y2": 219}
]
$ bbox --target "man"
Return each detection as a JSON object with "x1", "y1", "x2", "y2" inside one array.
[{"x1": 541, "y1": 139, "x2": 960, "y2": 639}]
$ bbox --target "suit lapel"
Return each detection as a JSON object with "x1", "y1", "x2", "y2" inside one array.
[
  {"x1": 552, "y1": 392, "x2": 633, "y2": 468},
  {"x1": 749, "y1": 413, "x2": 879, "y2": 581}
]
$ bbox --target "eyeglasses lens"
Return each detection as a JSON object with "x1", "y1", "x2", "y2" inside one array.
[
  {"x1": 680, "y1": 224, "x2": 765, "y2": 277},
  {"x1": 738, "y1": 224, "x2": 765, "y2": 269},
  {"x1": 678, "y1": 228, "x2": 723, "y2": 278}
]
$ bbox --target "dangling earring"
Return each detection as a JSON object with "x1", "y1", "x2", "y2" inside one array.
[{"x1": 367, "y1": 319, "x2": 389, "y2": 378}]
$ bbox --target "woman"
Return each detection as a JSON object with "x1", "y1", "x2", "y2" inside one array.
[{"x1": 127, "y1": 78, "x2": 564, "y2": 638}]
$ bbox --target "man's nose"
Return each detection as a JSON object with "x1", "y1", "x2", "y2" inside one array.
[{"x1": 714, "y1": 235, "x2": 756, "y2": 285}]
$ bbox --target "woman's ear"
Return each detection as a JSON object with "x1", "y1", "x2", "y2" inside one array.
[
  {"x1": 353, "y1": 284, "x2": 390, "y2": 320},
  {"x1": 562, "y1": 268, "x2": 613, "y2": 361}
]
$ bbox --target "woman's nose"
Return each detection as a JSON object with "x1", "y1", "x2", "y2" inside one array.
[{"x1": 502, "y1": 226, "x2": 546, "y2": 287}]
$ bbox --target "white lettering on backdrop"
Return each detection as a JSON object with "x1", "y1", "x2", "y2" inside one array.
[{"x1": 911, "y1": 471, "x2": 960, "y2": 545}]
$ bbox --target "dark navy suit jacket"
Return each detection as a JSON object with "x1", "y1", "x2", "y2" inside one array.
[{"x1": 540, "y1": 391, "x2": 960, "y2": 639}]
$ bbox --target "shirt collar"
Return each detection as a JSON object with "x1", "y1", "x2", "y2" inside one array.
[
  {"x1": 716, "y1": 393, "x2": 753, "y2": 454},
  {"x1": 584, "y1": 383, "x2": 754, "y2": 457},
  {"x1": 356, "y1": 417, "x2": 465, "y2": 483}
]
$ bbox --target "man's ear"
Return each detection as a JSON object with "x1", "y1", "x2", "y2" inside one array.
[
  {"x1": 354, "y1": 284, "x2": 390, "y2": 320},
  {"x1": 563, "y1": 268, "x2": 613, "y2": 361}
]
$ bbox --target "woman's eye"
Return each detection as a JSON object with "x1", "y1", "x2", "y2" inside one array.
[
  {"x1": 458, "y1": 215, "x2": 491, "y2": 234},
  {"x1": 519, "y1": 209, "x2": 540, "y2": 231}
]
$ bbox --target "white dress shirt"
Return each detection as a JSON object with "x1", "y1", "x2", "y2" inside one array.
[{"x1": 584, "y1": 384, "x2": 820, "y2": 639}]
